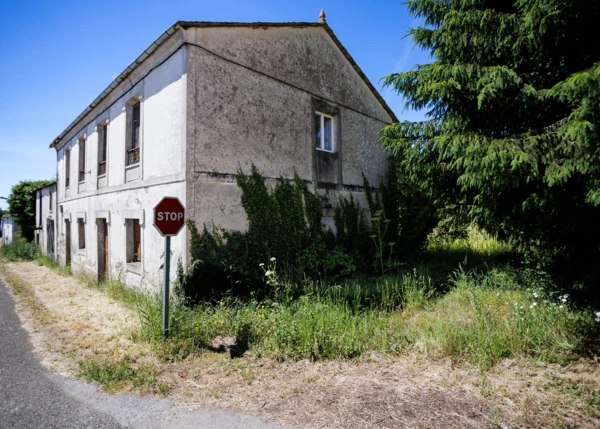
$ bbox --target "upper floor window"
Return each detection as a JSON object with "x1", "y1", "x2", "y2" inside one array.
[
  {"x1": 98, "y1": 123, "x2": 108, "y2": 177},
  {"x1": 65, "y1": 149, "x2": 71, "y2": 189},
  {"x1": 315, "y1": 112, "x2": 334, "y2": 152},
  {"x1": 49, "y1": 191, "x2": 53, "y2": 213},
  {"x1": 78, "y1": 137, "x2": 86, "y2": 183},
  {"x1": 126, "y1": 100, "x2": 141, "y2": 166}
]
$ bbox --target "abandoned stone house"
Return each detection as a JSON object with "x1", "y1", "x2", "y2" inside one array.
[
  {"x1": 34, "y1": 182, "x2": 57, "y2": 258},
  {"x1": 47, "y1": 17, "x2": 397, "y2": 289}
]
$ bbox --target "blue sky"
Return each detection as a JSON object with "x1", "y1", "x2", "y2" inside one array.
[{"x1": 0, "y1": 0, "x2": 430, "y2": 210}]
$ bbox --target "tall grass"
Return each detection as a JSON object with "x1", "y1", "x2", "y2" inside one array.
[
  {"x1": 0, "y1": 239, "x2": 40, "y2": 261},
  {"x1": 132, "y1": 266, "x2": 595, "y2": 368},
  {"x1": 4, "y1": 226, "x2": 593, "y2": 370},
  {"x1": 426, "y1": 225, "x2": 517, "y2": 268}
]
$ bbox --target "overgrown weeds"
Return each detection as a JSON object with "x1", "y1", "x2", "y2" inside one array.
[
  {"x1": 0, "y1": 239, "x2": 40, "y2": 261},
  {"x1": 77, "y1": 357, "x2": 165, "y2": 393},
  {"x1": 130, "y1": 263, "x2": 597, "y2": 369}
]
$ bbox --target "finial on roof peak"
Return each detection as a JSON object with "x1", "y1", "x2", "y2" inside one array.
[{"x1": 319, "y1": 9, "x2": 326, "y2": 24}]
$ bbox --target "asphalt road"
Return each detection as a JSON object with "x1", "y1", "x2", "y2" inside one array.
[{"x1": 0, "y1": 278, "x2": 294, "y2": 429}]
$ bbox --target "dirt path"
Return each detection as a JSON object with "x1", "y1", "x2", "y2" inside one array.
[{"x1": 2, "y1": 260, "x2": 599, "y2": 428}]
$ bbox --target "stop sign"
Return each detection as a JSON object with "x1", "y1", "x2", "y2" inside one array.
[{"x1": 153, "y1": 197, "x2": 186, "y2": 236}]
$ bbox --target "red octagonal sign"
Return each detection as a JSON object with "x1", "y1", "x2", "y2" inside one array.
[{"x1": 153, "y1": 197, "x2": 186, "y2": 237}]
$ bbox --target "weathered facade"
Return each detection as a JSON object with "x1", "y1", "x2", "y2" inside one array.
[
  {"x1": 1, "y1": 215, "x2": 19, "y2": 245},
  {"x1": 34, "y1": 182, "x2": 57, "y2": 259},
  {"x1": 50, "y1": 18, "x2": 397, "y2": 289}
]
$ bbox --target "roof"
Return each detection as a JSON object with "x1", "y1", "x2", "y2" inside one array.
[
  {"x1": 50, "y1": 20, "x2": 398, "y2": 149},
  {"x1": 32, "y1": 181, "x2": 57, "y2": 193}
]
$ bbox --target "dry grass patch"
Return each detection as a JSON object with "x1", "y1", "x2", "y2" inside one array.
[{"x1": 1, "y1": 260, "x2": 599, "y2": 428}]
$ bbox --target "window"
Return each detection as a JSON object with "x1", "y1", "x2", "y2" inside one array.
[
  {"x1": 126, "y1": 219, "x2": 141, "y2": 263},
  {"x1": 77, "y1": 217, "x2": 85, "y2": 250},
  {"x1": 49, "y1": 192, "x2": 53, "y2": 213},
  {"x1": 126, "y1": 101, "x2": 141, "y2": 166},
  {"x1": 315, "y1": 112, "x2": 334, "y2": 152},
  {"x1": 98, "y1": 123, "x2": 108, "y2": 176},
  {"x1": 78, "y1": 137, "x2": 86, "y2": 183},
  {"x1": 65, "y1": 149, "x2": 71, "y2": 189}
]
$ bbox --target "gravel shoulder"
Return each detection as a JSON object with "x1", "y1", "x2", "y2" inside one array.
[{"x1": 1, "y1": 260, "x2": 599, "y2": 428}]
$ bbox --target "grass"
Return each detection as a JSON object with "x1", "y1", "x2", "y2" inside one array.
[
  {"x1": 130, "y1": 266, "x2": 595, "y2": 369},
  {"x1": 0, "y1": 239, "x2": 40, "y2": 261},
  {"x1": 3, "y1": 228, "x2": 598, "y2": 371},
  {"x1": 77, "y1": 357, "x2": 165, "y2": 393}
]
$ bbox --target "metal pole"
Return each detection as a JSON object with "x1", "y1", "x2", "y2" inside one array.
[{"x1": 162, "y1": 236, "x2": 171, "y2": 339}]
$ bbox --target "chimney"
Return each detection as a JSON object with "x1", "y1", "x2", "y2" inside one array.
[{"x1": 319, "y1": 9, "x2": 326, "y2": 24}]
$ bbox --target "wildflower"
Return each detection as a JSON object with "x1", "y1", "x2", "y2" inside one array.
[
  {"x1": 559, "y1": 305, "x2": 564, "y2": 309},
  {"x1": 259, "y1": 263, "x2": 265, "y2": 267},
  {"x1": 529, "y1": 302, "x2": 537, "y2": 309},
  {"x1": 595, "y1": 311, "x2": 600, "y2": 318},
  {"x1": 270, "y1": 257, "x2": 276, "y2": 262},
  {"x1": 265, "y1": 271, "x2": 273, "y2": 276},
  {"x1": 520, "y1": 306, "x2": 524, "y2": 310},
  {"x1": 533, "y1": 292, "x2": 538, "y2": 298}
]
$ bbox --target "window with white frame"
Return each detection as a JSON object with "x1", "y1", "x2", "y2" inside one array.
[{"x1": 315, "y1": 112, "x2": 335, "y2": 152}]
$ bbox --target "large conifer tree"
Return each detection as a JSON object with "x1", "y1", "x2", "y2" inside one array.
[{"x1": 383, "y1": 0, "x2": 600, "y2": 286}]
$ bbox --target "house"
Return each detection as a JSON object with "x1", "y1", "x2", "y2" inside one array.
[
  {"x1": 34, "y1": 182, "x2": 57, "y2": 259},
  {"x1": 49, "y1": 14, "x2": 397, "y2": 289},
  {"x1": 1, "y1": 215, "x2": 19, "y2": 245}
]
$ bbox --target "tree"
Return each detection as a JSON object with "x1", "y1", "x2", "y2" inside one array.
[
  {"x1": 7, "y1": 180, "x2": 53, "y2": 242},
  {"x1": 381, "y1": 0, "x2": 600, "y2": 287}
]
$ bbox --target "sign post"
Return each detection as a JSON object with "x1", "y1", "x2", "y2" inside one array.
[{"x1": 153, "y1": 196, "x2": 186, "y2": 339}]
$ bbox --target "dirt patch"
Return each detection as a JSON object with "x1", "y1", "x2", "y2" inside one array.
[{"x1": 2, "y1": 260, "x2": 599, "y2": 428}]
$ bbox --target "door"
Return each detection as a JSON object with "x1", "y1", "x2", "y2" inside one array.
[
  {"x1": 65, "y1": 219, "x2": 71, "y2": 265},
  {"x1": 47, "y1": 219, "x2": 55, "y2": 257},
  {"x1": 97, "y1": 219, "x2": 108, "y2": 282}
]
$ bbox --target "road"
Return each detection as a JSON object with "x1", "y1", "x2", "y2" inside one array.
[{"x1": 0, "y1": 278, "x2": 293, "y2": 429}]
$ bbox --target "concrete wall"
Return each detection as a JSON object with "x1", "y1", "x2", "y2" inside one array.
[
  {"x1": 35, "y1": 184, "x2": 57, "y2": 258},
  {"x1": 184, "y1": 25, "x2": 393, "y2": 232},
  {"x1": 54, "y1": 39, "x2": 188, "y2": 291}
]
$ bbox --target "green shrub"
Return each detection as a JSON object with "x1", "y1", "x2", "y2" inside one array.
[
  {"x1": 183, "y1": 166, "x2": 361, "y2": 302},
  {"x1": 0, "y1": 239, "x2": 40, "y2": 261}
]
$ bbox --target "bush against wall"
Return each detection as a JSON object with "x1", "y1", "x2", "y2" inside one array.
[
  {"x1": 183, "y1": 164, "x2": 436, "y2": 302},
  {"x1": 184, "y1": 166, "x2": 358, "y2": 302}
]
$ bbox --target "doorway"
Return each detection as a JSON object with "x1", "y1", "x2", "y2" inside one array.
[
  {"x1": 97, "y1": 218, "x2": 108, "y2": 282},
  {"x1": 47, "y1": 219, "x2": 55, "y2": 257},
  {"x1": 65, "y1": 219, "x2": 71, "y2": 265}
]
